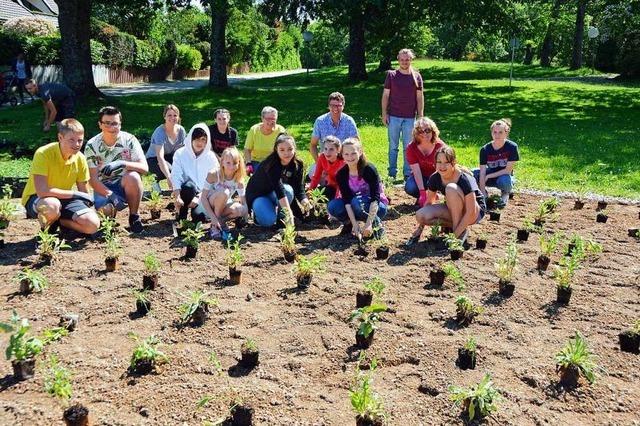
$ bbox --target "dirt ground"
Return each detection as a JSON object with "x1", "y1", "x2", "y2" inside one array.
[{"x1": 1, "y1": 190, "x2": 639, "y2": 426}]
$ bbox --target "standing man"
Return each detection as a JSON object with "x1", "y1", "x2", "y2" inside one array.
[
  {"x1": 21, "y1": 119, "x2": 100, "y2": 235},
  {"x1": 24, "y1": 79, "x2": 76, "y2": 132},
  {"x1": 310, "y1": 92, "x2": 359, "y2": 163},
  {"x1": 84, "y1": 106, "x2": 148, "y2": 233},
  {"x1": 381, "y1": 48, "x2": 424, "y2": 181}
]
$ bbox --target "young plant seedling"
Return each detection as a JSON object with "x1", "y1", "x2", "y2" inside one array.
[
  {"x1": 537, "y1": 231, "x2": 563, "y2": 271},
  {"x1": 308, "y1": 187, "x2": 329, "y2": 220},
  {"x1": 596, "y1": 208, "x2": 609, "y2": 223},
  {"x1": 486, "y1": 193, "x2": 503, "y2": 211},
  {"x1": 15, "y1": 268, "x2": 48, "y2": 294},
  {"x1": 494, "y1": 238, "x2": 518, "y2": 296},
  {"x1": 226, "y1": 234, "x2": 244, "y2": 284},
  {"x1": 280, "y1": 222, "x2": 297, "y2": 262},
  {"x1": 455, "y1": 296, "x2": 483, "y2": 326},
  {"x1": 555, "y1": 331, "x2": 598, "y2": 388},
  {"x1": 618, "y1": 320, "x2": 640, "y2": 354},
  {"x1": 293, "y1": 254, "x2": 326, "y2": 289},
  {"x1": 475, "y1": 231, "x2": 488, "y2": 249},
  {"x1": 442, "y1": 262, "x2": 465, "y2": 291},
  {"x1": 0, "y1": 184, "x2": 18, "y2": 235},
  {"x1": 357, "y1": 276, "x2": 385, "y2": 308},
  {"x1": 36, "y1": 227, "x2": 70, "y2": 264},
  {"x1": 444, "y1": 233, "x2": 464, "y2": 260},
  {"x1": 142, "y1": 251, "x2": 160, "y2": 289},
  {"x1": 0, "y1": 310, "x2": 44, "y2": 380},
  {"x1": 554, "y1": 252, "x2": 581, "y2": 304},
  {"x1": 128, "y1": 334, "x2": 168, "y2": 375},
  {"x1": 104, "y1": 233, "x2": 122, "y2": 271},
  {"x1": 133, "y1": 289, "x2": 151, "y2": 315},
  {"x1": 240, "y1": 338, "x2": 260, "y2": 368},
  {"x1": 517, "y1": 217, "x2": 537, "y2": 241},
  {"x1": 182, "y1": 222, "x2": 205, "y2": 259},
  {"x1": 350, "y1": 355, "x2": 386, "y2": 425},
  {"x1": 41, "y1": 326, "x2": 69, "y2": 345},
  {"x1": 457, "y1": 337, "x2": 477, "y2": 370},
  {"x1": 98, "y1": 212, "x2": 118, "y2": 239},
  {"x1": 147, "y1": 184, "x2": 164, "y2": 219},
  {"x1": 349, "y1": 303, "x2": 387, "y2": 348},
  {"x1": 178, "y1": 290, "x2": 218, "y2": 326},
  {"x1": 43, "y1": 354, "x2": 72, "y2": 400},
  {"x1": 369, "y1": 227, "x2": 390, "y2": 260},
  {"x1": 449, "y1": 374, "x2": 501, "y2": 421}
]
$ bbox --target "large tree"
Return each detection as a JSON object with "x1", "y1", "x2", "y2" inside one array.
[
  {"x1": 570, "y1": 0, "x2": 588, "y2": 69},
  {"x1": 540, "y1": 0, "x2": 566, "y2": 66},
  {"x1": 55, "y1": 0, "x2": 100, "y2": 97}
]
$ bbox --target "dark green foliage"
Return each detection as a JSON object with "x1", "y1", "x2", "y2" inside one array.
[
  {"x1": 193, "y1": 41, "x2": 211, "y2": 69},
  {"x1": 176, "y1": 44, "x2": 202, "y2": 70},
  {"x1": 0, "y1": 30, "x2": 27, "y2": 65},
  {"x1": 134, "y1": 39, "x2": 161, "y2": 69},
  {"x1": 25, "y1": 36, "x2": 61, "y2": 65}
]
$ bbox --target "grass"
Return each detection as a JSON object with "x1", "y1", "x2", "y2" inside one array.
[{"x1": 1, "y1": 59, "x2": 639, "y2": 198}]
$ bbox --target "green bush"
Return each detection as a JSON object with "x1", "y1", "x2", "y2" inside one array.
[
  {"x1": 134, "y1": 39, "x2": 161, "y2": 68},
  {"x1": 90, "y1": 40, "x2": 107, "y2": 65},
  {"x1": 0, "y1": 30, "x2": 27, "y2": 65},
  {"x1": 193, "y1": 41, "x2": 210, "y2": 69},
  {"x1": 26, "y1": 36, "x2": 61, "y2": 65},
  {"x1": 175, "y1": 44, "x2": 202, "y2": 71},
  {"x1": 617, "y1": 31, "x2": 640, "y2": 78},
  {"x1": 251, "y1": 26, "x2": 301, "y2": 72},
  {"x1": 107, "y1": 32, "x2": 136, "y2": 68}
]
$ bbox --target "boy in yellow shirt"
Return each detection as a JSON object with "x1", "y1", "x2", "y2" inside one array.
[{"x1": 21, "y1": 119, "x2": 100, "y2": 235}]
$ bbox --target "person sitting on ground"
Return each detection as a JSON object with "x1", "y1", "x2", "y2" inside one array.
[
  {"x1": 328, "y1": 138, "x2": 389, "y2": 240},
  {"x1": 145, "y1": 104, "x2": 186, "y2": 191},
  {"x1": 21, "y1": 118, "x2": 100, "y2": 235},
  {"x1": 201, "y1": 147, "x2": 248, "y2": 240},
  {"x1": 473, "y1": 118, "x2": 519, "y2": 207},
  {"x1": 25, "y1": 79, "x2": 76, "y2": 132},
  {"x1": 308, "y1": 135, "x2": 344, "y2": 201},
  {"x1": 404, "y1": 117, "x2": 446, "y2": 207},
  {"x1": 245, "y1": 133, "x2": 309, "y2": 228},
  {"x1": 407, "y1": 146, "x2": 486, "y2": 246},
  {"x1": 208, "y1": 108, "x2": 238, "y2": 160},
  {"x1": 243, "y1": 106, "x2": 285, "y2": 175},
  {"x1": 171, "y1": 123, "x2": 219, "y2": 224},
  {"x1": 85, "y1": 106, "x2": 148, "y2": 233}
]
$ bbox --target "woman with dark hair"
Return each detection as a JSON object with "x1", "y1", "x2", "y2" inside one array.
[
  {"x1": 245, "y1": 134, "x2": 309, "y2": 228},
  {"x1": 406, "y1": 146, "x2": 485, "y2": 246}
]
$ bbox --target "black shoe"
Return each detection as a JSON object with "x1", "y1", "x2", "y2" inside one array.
[
  {"x1": 129, "y1": 214, "x2": 144, "y2": 234},
  {"x1": 339, "y1": 222, "x2": 352, "y2": 236}
]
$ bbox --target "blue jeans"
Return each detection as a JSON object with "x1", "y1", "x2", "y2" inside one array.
[
  {"x1": 387, "y1": 115, "x2": 415, "y2": 178},
  {"x1": 327, "y1": 195, "x2": 388, "y2": 224},
  {"x1": 472, "y1": 168, "x2": 515, "y2": 197},
  {"x1": 94, "y1": 179, "x2": 127, "y2": 210},
  {"x1": 252, "y1": 184, "x2": 294, "y2": 227},
  {"x1": 404, "y1": 175, "x2": 429, "y2": 198}
]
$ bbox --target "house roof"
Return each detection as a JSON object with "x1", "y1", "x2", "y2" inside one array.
[{"x1": 0, "y1": 0, "x2": 35, "y2": 23}]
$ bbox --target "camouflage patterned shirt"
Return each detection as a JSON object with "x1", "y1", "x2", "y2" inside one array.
[{"x1": 84, "y1": 131, "x2": 145, "y2": 183}]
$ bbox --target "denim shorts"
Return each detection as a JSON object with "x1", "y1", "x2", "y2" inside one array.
[{"x1": 94, "y1": 179, "x2": 128, "y2": 210}]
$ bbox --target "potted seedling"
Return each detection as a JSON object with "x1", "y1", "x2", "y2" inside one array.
[
  {"x1": 142, "y1": 251, "x2": 160, "y2": 290},
  {"x1": 293, "y1": 254, "x2": 326, "y2": 289},
  {"x1": 455, "y1": 296, "x2": 483, "y2": 326},
  {"x1": 147, "y1": 185, "x2": 164, "y2": 220},
  {"x1": 182, "y1": 222, "x2": 205, "y2": 259},
  {"x1": 37, "y1": 227, "x2": 70, "y2": 265},
  {"x1": 618, "y1": 320, "x2": 640, "y2": 354},
  {"x1": 350, "y1": 356, "x2": 386, "y2": 426},
  {"x1": 349, "y1": 303, "x2": 387, "y2": 349},
  {"x1": 537, "y1": 232, "x2": 562, "y2": 272},
  {"x1": 230, "y1": 397, "x2": 254, "y2": 426},
  {"x1": 429, "y1": 266, "x2": 446, "y2": 287},
  {"x1": 427, "y1": 221, "x2": 443, "y2": 245},
  {"x1": 128, "y1": 334, "x2": 168, "y2": 375},
  {"x1": 226, "y1": 234, "x2": 244, "y2": 285},
  {"x1": 357, "y1": 276, "x2": 385, "y2": 308},
  {"x1": 0, "y1": 310, "x2": 44, "y2": 380},
  {"x1": 449, "y1": 374, "x2": 500, "y2": 422},
  {"x1": 239, "y1": 338, "x2": 260, "y2": 368},
  {"x1": 280, "y1": 223, "x2": 297, "y2": 262},
  {"x1": 370, "y1": 229, "x2": 390, "y2": 260},
  {"x1": 485, "y1": 193, "x2": 502, "y2": 211},
  {"x1": 133, "y1": 289, "x2": 151, "y2": 316},
  {"x1": 475, "y1": 231, "x2": 488, "y2": 250},
  {"x1": 63, "y1": 403, "x2": 89, "y2": 426},
  {"x1": 495, "y1": 239, "x2": 518, "y2": 297},
  {"x1": 488, "y1": 208, "x2": 502, "y2": 222},
  {"x1": 441, "y1": 262, "x2": 465, "y2": 291},
  {"x1": 628, "y1": 228, "x2": 639, "y2": 238},
  {"x1": 15, "y1": 268, "x2": 48, "y2": 294},
  {"x1": 308, "y1": 187, "x2": 329, "y2": 223},
  {"x1": 555, "y1": 331, "x2": 597, "y2": 388},
  {"x1": 444, "y1": 233, "x2": 464, "y2": 260},
  {"x1": 457, "y1": 337, "x2": 477, "y2": 370},
  {"x1": 178, "y1": 290, "x2": 218, "y2": 326},
  {"x1": 0, "y1": 183, "x2": 18, "y2": 233},
  {"x1": 596, "y1": 198, "x2": 607, "y2": 211},
  {"x1": 104, "y1": 233, "x2": 122, "y2": 272},
  {"x1": 596, "y1": 208, "x2": 609, "y2": 223},
  {"x1": 517, "y1": 217, "x2": 536, "y2": 241},
  {"x1": 554, "y1": 253, "x2": 581, "y2": 305}
]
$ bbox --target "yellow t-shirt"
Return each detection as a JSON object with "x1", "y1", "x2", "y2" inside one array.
[
  {"x1": 244, "y1": 123, "x2": 286, "y2": 162},
  {"x1": 21, "y1": 142, "x2": 90, "y2": 205}
]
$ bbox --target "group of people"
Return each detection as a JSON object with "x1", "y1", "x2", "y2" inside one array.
[{"x1": 19, "y1": 48, "x2": 520, "y2": 246}]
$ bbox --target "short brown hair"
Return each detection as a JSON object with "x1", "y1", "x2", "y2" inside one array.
[
  {"x1": 328, "y1": 92, "x2": 345, "y2": 105},
  {"x1": 58, "y1": 118, "x2": 84, "y2": 135}
]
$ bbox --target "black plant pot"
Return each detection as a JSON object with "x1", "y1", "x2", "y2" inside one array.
[
  {"x1": 517, "y1": 229, "x2": 530, "y2": 241},
  {"x1": 192, "y1": 305, "x2": 209, "y2": 326},
  {"x1": 450, "y1": 249, "x2": 463, "y2": 260},
  {"x1": 566, "y1": 243, "x2": 577, "y2": 256},
  {"x1": 229, "y1": 267, "x2": 242, "y2": 285},
  {"x1": 627, "y1": 228, "x2": 639, "y2": 237},
  {"x1": 19, "y1": 279, "x2": 31, "y2": 294},
  {"x1": 185, "y1": 246, "x2": 198, "y2": 259},
  {"x1": 283, "y1": 250, "x2": 297, "y2": 263},
  {"x1": 231, "y1": 404, "x2": 254, "y2": 426},
  {"x1": 132, "y1": 359, "x2": 154, "y2": 375},
  {"x1": 559, "y1": 365, "x2": 580, "y2": 389},
  {"x1": 63, "y1": 403, "x2": 89, "y2": 426},
  {"x1": 375, "y1": 246, "x2": 389, "y2": 260},
  {"x1": 475, "y1": 239, "x2": 487, "y2": 250},
  {"x1": 356, "y1": 330, "x2": 374, "y2": 349},
  {"x1": 356, "y1": 290, "x2": 373, "y2": 308},
  {"x1": 59, "y1": 314, "x2": 78, "y2": 331},
  {"x1": 12, "y1": 358, "x2": 36, "y2": 380},
  {"x1": 355, "y1": 415, "x2": 384, "y2": 426},
  {"x1": 489, "y1": 211, "x2": 501, "y2": 222},
  {"x1": 105, "y1": 257, "x2": 118, "y2": 272},
  {"x1": 537, "y1": 255, "x2": 550, "y2": 272},
  {"x1": 596, "y1": 213, "x2": 608, "y2": 223},
  {"x1": 457, "y1": 348, "x2": 476, "y2": 370},
  {"x1": 499, "y1": 280, "x2": 515, "y2": 297},
  {"x1": 618, "y1": 332, "x2": 640, "y2": 354},
  {"x1": 142, "y1": 274, "x2": 158, "y2": 290},
  {"x1": 150, "y1": 209, "x2": 161, "y2": 220},
  {"x1": 429, "y1": 269, "x2": 445, "y2": 287},
  {"x1": 297, "y1": 274, "x2": 312, "y2": 289},
  {"x1": 136, "y1": 300, "x2": 151, "y2": 315},
  {"x1": 597, "y1": 201, "x2": 608, "y2": 211},
  {"x1": 574, "y1": 200, "x2": 585, "y2": 210},
  {"x1": 533, "y1": 219, "x2": 544, "y2": 228},
  {"x1": 557, "y1": 286, "x2": 572, "y2": 304},
  {"x1": 240, "y1": 350, "x2": 259, "y2": 368}
]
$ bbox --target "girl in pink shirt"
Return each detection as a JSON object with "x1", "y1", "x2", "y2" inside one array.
[{"x1": 309, "y1": 136, "x2": 344, "y2": 200}]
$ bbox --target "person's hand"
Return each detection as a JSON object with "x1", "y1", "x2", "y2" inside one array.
[
  {"x1": 43, "y1": 122, "x2": 51, "y2": 132},
  {"x1": 381, "y1": 113, "x2": 389, "y2": 127},
  {"x1": 246, "y1": 164, "x2": 254, "y2": 175},
  {"x1": 107, "y1": 192, "x2": 126, "y2": 211},
  {"x1": 352, "y1": 222, "x2": 361, "y2": 238},
  {"x1": 189, "y1": 195, "x2": 199, "y2": 208},
  {"x1": 102, "y1": 161, "x2": 126, "y2": 177},
  {"x1": 174, "y1": 196, "x2": 184, "y2": 211},
  {"x1": 301, "y1": 198, "x2": 311, "y2": 214},
  {"x1": 167, "y1": 180, "x2": 173, "y2": 191},
  {"x1": 362, "y1": 223, "x2": 373, "y2": 238},
  {"x1": 73, "y1": 191, "x2": 94, "y2": 206},
  {"x1": 418, "y1": 189, "x2": 427, "y2": 207}
]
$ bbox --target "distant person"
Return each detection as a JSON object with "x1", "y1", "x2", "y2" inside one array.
[
  {"x1": 84, "y1": 106, "x2": 148, "y2": 233},
  {"x1": 21, "y1": 119, "x2": 100, "y2": 235},
  {"x1": 381, "y1": 48, "x2": 424, "y2": 180},
  {"x1": 473, "y1": 118, "x2": 519, "y2": 207},
  {"x1": 11, "y1": 52, "x2": 32, "y2": 104},
  {"x1": 171, "y1": 123, "x2": 219, "y2": 223},
  {"x1": 308, "y1": 92, "x2": 359, "y2": 178},
  {"x1": 145, "y1": 104, "x2": 186, "y2": 191},
  {"x1": 243, "y1": 106, "x2": 285, "y2": 174},
  {"x1": 404, "y1": 117, "x2": 446, "y2": 206},
  {"x1": 208, "y1": 108, "x2": 238, "y2": 159},
  {"x1": 24, "y1": 79, "x2": 76, "y2": 132}
]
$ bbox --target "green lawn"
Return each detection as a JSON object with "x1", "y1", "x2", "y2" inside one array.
[{"x1": 1, "y1": 59, "x2": 639, "y2": 198}]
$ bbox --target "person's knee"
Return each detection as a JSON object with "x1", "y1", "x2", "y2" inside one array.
[
  {"x1": 283, "y1": 184, "x2": 294, "y2": 201},
  {"x1": 404, "y1": 179, "x2": 418, "y2": 197},
  {"x1": 36, "y1": 198, "x2": 62, "y2": 222},
  {"x1": 253, "y1": 199, "x2": 276, "y2": 227},
  {"x1": 496, "y1": 175, "x2": 513, "y2": 192},
  {"x1": 122, "y1": 171, "x2": 143, "y2": 189},
  {"x1": 445, "y1": 183, "x2": 462, "y2": 196},
  {"x1": 327, "y1": 199, "x2": 345, "y2": 219},
  {"x1": 76, "y1": 212, "x2": 100, "y2": 234}
]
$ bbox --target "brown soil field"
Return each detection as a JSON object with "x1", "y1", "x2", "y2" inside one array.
[{"x1": 1, "y1": 191, "x2": 639, "y2": 426}]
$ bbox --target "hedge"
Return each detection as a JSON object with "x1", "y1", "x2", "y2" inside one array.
[
  {"x1": 193, "y1": 41, "x2": 210, "y2": 70},
  {"x1": 134, "y1": 39, "x2": 161, "y2": 68},
  {"x1": 0, "y1": 30, "x2": 27, "y2": 65},
  {"x1": 176, "y1": 44, "x2": 202, "y2": 71}
]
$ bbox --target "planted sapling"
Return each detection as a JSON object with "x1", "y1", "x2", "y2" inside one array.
[
  {"x1": 369, "y1": 227, "x2": 390, "y2": 260},
  {"x1": 44, "y1": 354, "x2": 72, "y2": 400},
  {"x1": 226, "y1": 234, "x2": 244, "y2": 284},
  {"x1": 517, "y1": 217, "x2": 536, "y2": 241},
  {"x1": 486, "y1": 193, "x2": 503, "y2": 211},
  {"x1": 444, "y1": 233, "x2": 464, "y2": 260},
  {"x1": 443, "y1": 261, "x2": 465, "y2": 291},
  {"x1": 182, "y1": 222, "x2": 205, "y2": 259},
  {"x1": 449, "y1": 374, "x2": 501, "y2": 421},
  {"x1": 428, "y1": 220, "x2": 442, "y2": 242},
  {"x1": 37, "y1": 227, "x2": 70, "y2": 264},
  {"x1": 476, "y1": 231, "x2": 488, "y2": 250},
  {"x1": 538, "y1": 232, "x2": 562, "y2": 271},
  {"x1": 455, "y1": 296, "x2": 483, "y2": 326},
  {"x1": 494, "y1": 238, "x2": 518, "y2": 297},
  {"x1": 308, "y1": 187, "x2": 329, "y2": 221},
  {"x1": 293, "y1": 254, "x2": 326, "y2": 289},
  {"x1": 0, "y1": 184, "x2": 18, "y2": 242},
  {"x1": 554, "y1": 253, "x2": 581, "y2": 304},
  {"x1": 350, "y1": 355, "x2": 386, "y2": 426},
  {"x1": 178, "y1": 290, "x2": 218, "y2": 326},
  {"x1": 555, "y1": 331, "x2": 598, "y2": 388},
  {"x1": 457, "y1": 337, "x2": 477, "y2": 370},
  {"x1": 618, "y1": 320, "x2": 640, "y2": 354},
  {"x1": 349, "y1": 303, "x2": 387, "y2": 348},
  {"x1": 596, "y1": 208, "x2": 609, "y2": 223},
  {"x1": 357, "y1": 276, "x2": 385, "y2": 308},
  {"x1": 240, "y1": 338, "x2": 260, "y2": 368},
  {"x1": 1, "y1": 310, "x2": 44, "y2": 380},
  {"x1": 142, "y1": 251, "x2": 160, "y2": 289},
  {"x1": 128, "y1": 334, "x2": 168, "y2": 375},
  {"x1": 147, "y1": 184, "x2": 164, "y2": 219},
  {"x1": 280, "y1": 223, "x2": 297, "y2": 262},
  {"x1": 133, "y1": 289, "x2": 151, "y2": 315},
  {"x1": 41, "y1": 326, "x2": 69, "y2": 345},
  {"x1": 15, "y1": 268, "x2": 48, "y2": 294},
  {"x1": 104, "y1": 233, "x2": 122, "y2": 271}
]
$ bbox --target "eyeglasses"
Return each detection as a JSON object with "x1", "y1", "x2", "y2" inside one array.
[
  {"x1": 416, "y1": 127, "x2": 432, "y2": 134},
  {"x1": 101, "y1": 121, "x2": 121, "y2": 127},
  {"x1": 329, "y1": 103, "x2": 344, "y2": 108}
]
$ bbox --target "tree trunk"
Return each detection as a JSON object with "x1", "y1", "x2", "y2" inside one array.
[
  {"x1": 348, "y1": 12, "x2": 367, "y2": 82},
  {"x1": 376, "y1": 56, "x2": 392, "y2": 72},
  {"x1": 570, "y1": 0, "x2": 587, "y2": 70},
  {"x1": 540, "y1": 0, "x2": 564, "y2": 67},
  {"x1": 523, "y1": 44, "x2": 534, "y2": 65},
  {"x1": 209, "y1": 0, "x2": 228, "y2": 88},
  {"x1": 55, "y1": 0, "x2": 100, "y2": 97}
]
